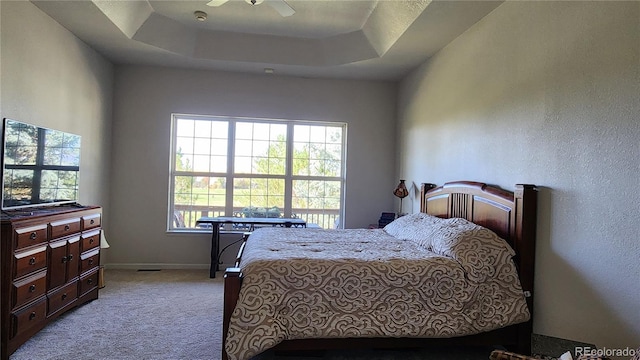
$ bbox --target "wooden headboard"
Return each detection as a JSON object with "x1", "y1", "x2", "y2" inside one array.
[{"x1": 420, "y1": 181, "x2": 538, "y2": 315}]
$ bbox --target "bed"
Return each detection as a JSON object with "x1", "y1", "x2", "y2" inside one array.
[{"x1": 222, "y1": 181, "x2": 538, "y2": 360}]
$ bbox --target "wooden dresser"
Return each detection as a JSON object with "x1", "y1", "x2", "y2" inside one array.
[{"x1": 1, "y1": 205, "x2": 102, "y2": 359}]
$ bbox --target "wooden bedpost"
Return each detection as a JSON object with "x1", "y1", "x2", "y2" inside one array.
[
  {"x1": 420, "y1": 183, "x2": 437, "y2": 211},
  {"x1": 222, "y1": 232, "x2": 250, "y2": 360},
  {"x1": 514, "y1": 184, "x2": 538, "y2": 355},
  {"x1": 223, "y1": 268, "x2": 242, "y2": 360},
  {"x1": 513, "y1": 184, "x2": 537, "y2": 310}
]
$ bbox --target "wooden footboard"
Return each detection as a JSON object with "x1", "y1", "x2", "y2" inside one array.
[
  {"x1": 222, "y1": 181, "x2": 537, "y2": 359},
  {"x1": 221, "y1": 232, "x2": 249, "y2": 360},
  {"x1": 222, "y1": 268, "x2": 242, "y2": 360}
]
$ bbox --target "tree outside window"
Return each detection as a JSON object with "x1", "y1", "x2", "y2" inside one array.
[{"x1": 169, "y1": 115, "x2": 346, "y2": 230}]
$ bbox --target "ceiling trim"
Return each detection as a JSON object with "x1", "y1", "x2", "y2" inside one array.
[{"x1": 90, "y1": 0, "x2": 431, "y2": 67}]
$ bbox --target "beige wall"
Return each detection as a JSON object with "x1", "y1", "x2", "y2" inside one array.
[
  {"x1": 0, "y1": 1, "x2": 113, "y2": 215},
  {"x1": 398, "y1": 1, "x2": 639, "y2": 353},
  {"x1": 109, "y1": 65, "x2": 397, "y2": 268}
]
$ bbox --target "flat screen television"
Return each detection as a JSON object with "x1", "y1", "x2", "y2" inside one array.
[{"x1": 1, "y1": 118, "x2": 81, "y2": 210}]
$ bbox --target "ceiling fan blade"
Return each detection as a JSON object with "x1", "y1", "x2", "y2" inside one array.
[
  {"x1": 206, "y1": 0, "x2": 230, "y2": 7},
  {"x1": 266, "y1": 0, "x2": 295, "y2": 17}
]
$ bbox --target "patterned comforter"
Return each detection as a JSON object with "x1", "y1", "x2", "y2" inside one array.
[{"x1": 225, "y1": 215, "x2": 531, "y2": 360}]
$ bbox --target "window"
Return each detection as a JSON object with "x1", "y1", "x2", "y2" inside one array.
[{"x1": 169, "y1": 114, "x2": 346, "y2": 230}]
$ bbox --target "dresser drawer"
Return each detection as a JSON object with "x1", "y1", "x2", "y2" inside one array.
[
  {"x1": 12, "y1": 270, "x2": 47, "y2": 310},
  {"x1": 80, "y1": 230, "x2": 101, "y2": 252},
  {"x1": 14, "y1": 245, "x2": 47, "y2": 279},
  {"x1": 50, "y1": 218, "x2": 81, "y2": 239},
  {"x1": 82, "y1": 213, "x2": 101, "y2": 230},
  {"x1": 47, "y1": 281, "x2": 78, "y2": 317},
  {"x1": 80, "y1": 248, "x2": 100, "y2": 274},
  {"x1": 79, "y1": 269, "x2": 99, "y2": 296},
  {"x1": 11, "y1": 297, "x2": 47, "y2": 339},
  {"x1": 14, "y1": 224, "x2": 48, "y2": 250}
]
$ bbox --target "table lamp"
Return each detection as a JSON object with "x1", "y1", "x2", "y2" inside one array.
[{"x1": 393, "y1": 179, "x2": 409, "y2": 216}]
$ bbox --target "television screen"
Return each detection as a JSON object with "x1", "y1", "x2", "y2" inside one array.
[{"x1": 2, "y1": 118, "x2": 81, "y2": 210}]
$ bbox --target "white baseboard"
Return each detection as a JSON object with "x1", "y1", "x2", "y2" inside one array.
[{"x1": 104, "y1": 263, "x2": 211, "y2": 270}]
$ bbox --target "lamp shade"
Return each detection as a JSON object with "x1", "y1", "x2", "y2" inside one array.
[
  {"x1": 393, "y1": 180, "x2": 409, "y2": 199},
  {"x1": 100, "y1": 231, "x2": 110, "y2": 249}
]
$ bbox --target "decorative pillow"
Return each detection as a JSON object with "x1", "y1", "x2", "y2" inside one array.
[
  {"x1": 429, "y1": 217, "x2": 516, "y2": 283},
  {"x1": 382, "y1": 212, "x2": 444, "y2": 249}
]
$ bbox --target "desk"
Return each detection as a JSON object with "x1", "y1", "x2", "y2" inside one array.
[{"x1": 196, "y1": 217, "x2": 307, "y2": 278}]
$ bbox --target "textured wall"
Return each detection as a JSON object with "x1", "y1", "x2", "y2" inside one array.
[
  {"x1": 110, "y1": 65, "x2": 397, "y2": 268},
  {"x1": 0, "y1": 1, "x2": 113, "y2": 215},
  {"x1": 398, "y1": 1, "x2": 639, "y2": 354}
]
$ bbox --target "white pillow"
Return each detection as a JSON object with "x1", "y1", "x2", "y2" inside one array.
[{"x1": 383, "y1": 213, "x2": 444, "y2": 249}]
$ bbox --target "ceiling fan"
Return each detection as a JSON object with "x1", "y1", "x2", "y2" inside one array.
[{"x1": 206, "y1": 0, "x2": 295, "y2": 17}]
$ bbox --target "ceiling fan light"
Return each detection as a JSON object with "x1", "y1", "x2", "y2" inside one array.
[{"x1": 245, "y1": 0, "x2": 265, "y2": 5}]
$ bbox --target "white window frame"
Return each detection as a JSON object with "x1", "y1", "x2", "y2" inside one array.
[{"x1": 168, "y1": 114, "x2": 347, "y2": 231}]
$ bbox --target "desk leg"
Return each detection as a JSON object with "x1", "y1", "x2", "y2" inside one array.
[{"x1": 210, "y1": 225, "x2": 220, "y2": 278}]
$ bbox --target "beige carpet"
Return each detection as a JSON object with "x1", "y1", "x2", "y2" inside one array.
[
  {"x1": 11, "y1": 269, "x2": 223, "y2": 360},
  {"x1": 10, "y1": 269, "x2": 555, "y2": 360}
]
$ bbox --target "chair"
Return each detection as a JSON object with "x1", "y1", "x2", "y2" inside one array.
[{"x1": 173, "y1": 211, "x2": 186, "y2": 228}]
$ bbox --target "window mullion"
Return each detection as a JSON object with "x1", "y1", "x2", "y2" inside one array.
[
  {"x1": 283, "y1": 123, "x2": 294, "y2": 218},
  {"x1": 291, "y1": 175, "x2": 342, "y2": 181},
  {"x1": 225, "y1": 119, "x2": 235, "y2": 216},
  {"x1": 174, "y1": 171, "x2": 227, "y2": 177}
]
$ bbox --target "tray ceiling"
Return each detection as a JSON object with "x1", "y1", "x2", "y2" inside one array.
[{"x1": 31, "y1": 0, "x2": 503, "y2": 80}]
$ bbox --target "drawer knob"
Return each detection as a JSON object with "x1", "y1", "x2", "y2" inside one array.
[
  {"x1": 64, "y1": 225, "x2": 70, "y2": 231},
  {"x1": 29, "y1": 257, "x2": 36, "y2": 265},
  {"x1": 68, "y1": 254, "x2": 73, "y2": 261},
  {"x1": 90, "y1": 219, "x2": 95, "y2": 225},
  {"x1": 87, "y1": 279, "x2": 93, "y2": 285},
  {"x1": 29, "y1": 284, "x2": 36, "y2": 292},
  {"x1": 29, "y1": 312, "x2": 37, "y2": 321},
  {"x1": 89, "y1": 238, "x2": 94, "y2": 244},
  {"x1": 30, "y1": 232, "x2": 37, "y2": 240},
  {"x1": 62, "y1": 256, "x2": 68, "y2": 263},
  {"x1": 62, "y1": 293, "x2": 67, "y2": 300},
  {"x1": 88, "y1": 259, "x2": 94, "y2": 265}
]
